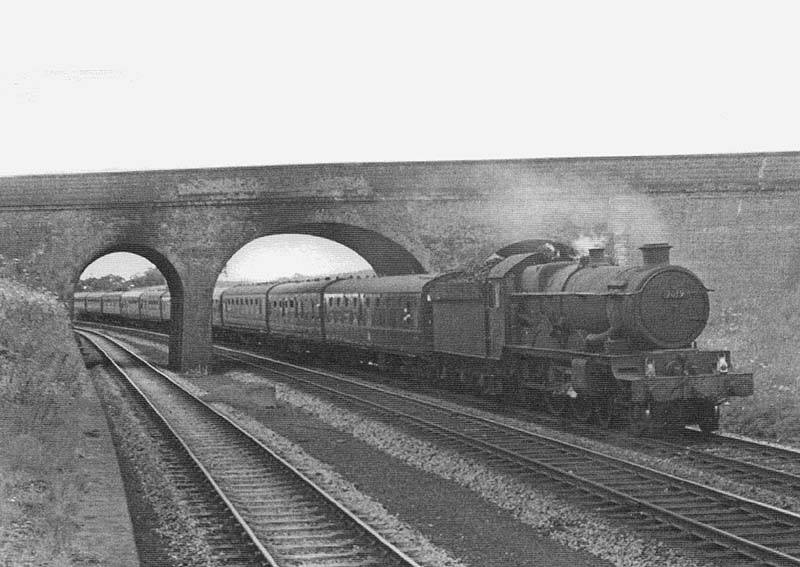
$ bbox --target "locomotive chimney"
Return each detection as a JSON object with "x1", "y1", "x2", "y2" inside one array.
[
  {"x1": 640, "y1": 243, "x2": 671, "y2": 267},
  {"x1": 588, "y1": 248, "x2": 606, "y2": 265}
]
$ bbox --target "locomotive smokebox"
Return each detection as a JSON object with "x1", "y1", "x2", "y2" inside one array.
[{"x1": 640, "y1": 243, "x2": 671, "y2": 267}]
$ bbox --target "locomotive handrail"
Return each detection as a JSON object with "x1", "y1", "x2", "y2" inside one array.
[
  {"x1": 510, "y1": 289, "x2": 712, "y2": 297},
  {"x1": 509, "y1": 291, "x2": 642, "y2": 297}
]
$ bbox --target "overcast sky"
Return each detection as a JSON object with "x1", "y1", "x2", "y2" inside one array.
[
  {"x1": 2, "y1": 2, "x2": 797, "y2": 178},
  {"x1": 7, "y1": 2, "x2": 798, "y2": 280},
  {"x1": 81, "y1": 236, "x2": 372, "y2": 281}
]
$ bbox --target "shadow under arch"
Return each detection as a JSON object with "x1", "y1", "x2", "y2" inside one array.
[
  {"x1": 73, "y1": 243, "x2": 185, "y2": 369},
  {"x1": 240, "y1": 223, "x2": 426, "y2": 277}
]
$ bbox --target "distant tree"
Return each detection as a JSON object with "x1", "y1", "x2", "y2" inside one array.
[
  {"x1": 127, "y1": 267, "x2": 166, "y2": 288},
  {"x1": 77, "y1": 268, "x2": 166, "y2": 292},
  {"x1": 76, "y1": 274, "x2": 127, "y2": 291}
]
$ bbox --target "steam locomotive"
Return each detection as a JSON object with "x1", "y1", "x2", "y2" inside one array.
[{"x1": 74, "y1": 239, "x2": 753, "y2": 433}]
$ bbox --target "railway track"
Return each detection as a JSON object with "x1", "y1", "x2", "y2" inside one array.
[
  {"x1": 76, "y1": 328, "x2": 424, "y2": 567},
  {"x1": 212, "y1": 346, "x2": 800, "y2": 566},
  {"x1": 682, "y1": 429, "x2": 800, "y2": 475},
  {"x1": 77, "y1": 323, "x2": 800, "y2": 565},
  {"x1": 594, "y1": 432, "x2": 800, "y2": 502},
  {"x1": 211, "y1": 328, "x2": 800, "y2": 508}
]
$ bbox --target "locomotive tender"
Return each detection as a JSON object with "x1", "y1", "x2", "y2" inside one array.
[{"x1": 74, "y1": 239, "x2": 753, "y2": 432}]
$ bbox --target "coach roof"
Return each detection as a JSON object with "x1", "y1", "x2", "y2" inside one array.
[
  {"x1": 325, "y1": 274, "x2": 437, "y2": 295},
  {"x1": 269, "y1": 279, "x2": 337, "y2": 295},
  {"x1": 221, "y1": 283, "x2": 274, "y2": 297}
]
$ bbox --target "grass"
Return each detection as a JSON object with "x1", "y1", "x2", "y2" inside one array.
[
  {"x1": 0, "y1": 273, "x2": 89, "y2": 565},
  {"x1": 661, "y1": 192, "x2": 800, "y2": 444},
  {"x1": 704, "y1": 295, "x2": 800, "y2": 442}
]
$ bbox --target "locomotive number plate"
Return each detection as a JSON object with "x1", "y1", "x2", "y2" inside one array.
[{"x1": 663, "y1": 289, "x2": 687, "y2": 299}]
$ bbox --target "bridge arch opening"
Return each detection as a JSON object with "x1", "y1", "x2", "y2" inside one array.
[
  {"x1": 73, "y1": 244, "x2": 185, "y2": 369},
  {"x1": 286, "y1": 224, "x2": 425, "y2": 276},
  {"x1": 219, "y1": 234, "x2": 373, "y2": 285},
  {"x1": 218, "y1": 224, "x2": 425, "y2": 285}
]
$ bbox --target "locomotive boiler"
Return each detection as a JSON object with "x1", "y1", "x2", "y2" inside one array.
[{"x1": 515, "y1": 243, "x2": 708, "y2": 349}]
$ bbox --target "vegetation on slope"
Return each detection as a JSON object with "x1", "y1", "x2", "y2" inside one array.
[{"x1": 0, "y1": 257, "x2": 91, "y2": 565}]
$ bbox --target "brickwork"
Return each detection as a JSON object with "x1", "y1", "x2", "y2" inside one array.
[{"x1": 1, "y1": 154, "x2": 798, "y2": 369}]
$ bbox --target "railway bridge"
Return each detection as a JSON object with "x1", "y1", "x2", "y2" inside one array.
[{"x1": 1, "y1": 153, "x2": 799, "y2": 369}]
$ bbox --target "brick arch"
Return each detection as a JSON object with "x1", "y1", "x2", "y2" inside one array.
[
  {"x1": 224, "y1": 223, "x2": 426, "y2": 278},
  {"x1": 73, "y1": 243, "x2": 187, "y2": 369}
]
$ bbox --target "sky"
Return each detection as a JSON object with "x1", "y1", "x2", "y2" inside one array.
[
  {"x1": 2, "y1": 2, "x2": 798, "y2": 178},
  {"x1": 6, "y1": 2, "x2": 799, "y2": 279},
  {"x1": 81, "y1": 235, "x2": 373, "y2": 281},
  {"x1": 81, "y1": 252, "x2": 156, "y2": 280}
]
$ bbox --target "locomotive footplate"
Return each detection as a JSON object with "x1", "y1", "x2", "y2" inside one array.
[
  {"x1": 504, "y1": 345, "x2": 754, "y2": 405},
  {"x1": 628, "y1": 371, "x2": 754, "y2": 403},
  {"x1": 608, "y1": 348, "x2": 754, "y2": 403}
]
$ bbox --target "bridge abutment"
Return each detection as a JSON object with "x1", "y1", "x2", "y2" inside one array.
[{"x1": 170, "y1": 277, "x2": 214, "y2": 371}]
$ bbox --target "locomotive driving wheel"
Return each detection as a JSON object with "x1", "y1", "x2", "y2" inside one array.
[
  {"x1": 569, "y1": 394, "x2": 594, "y2": 423},
  {"x1": 650, "y1": 401, "x2": 683, "y2": 431},
  {"x1": 477, "y1": 373, "x2": 497, "y2": 397},
  {"x1": 544, "y1": 363, "x2": 567, "y2": 416},
  {"x1": 627, "y1": 402, "x2": 650, "y2": 436},
  {"x1": 436, "y1": 361, "x2": 456, "y2": 388},
  {"x1": 545, "y1": 392, "x2": 567, "y2": 416},
  {"x1": 594, "y1": 394, "x2": 616, "y2": 429}
]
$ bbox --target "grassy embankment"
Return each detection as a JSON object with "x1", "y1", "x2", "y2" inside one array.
[
  {"x1": 703, "y1": 265, "x2": 800, "y2": 443},
  {"x1": 664, "y1": 192, "x2": 800, "y2": 443},
  {"x1": 0, "y1": 269, "x2": 90, "y2": 565}
]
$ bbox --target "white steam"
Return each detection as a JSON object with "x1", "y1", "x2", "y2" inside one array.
[
  {"x1": 475, "y1": 172, "x2": 670, "y2": 267},
  {"x1": 572, "y1": 234, "x2": 608, "y2": 257}
]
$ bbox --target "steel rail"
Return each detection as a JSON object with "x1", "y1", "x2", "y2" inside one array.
[
  {"x1": 75, "y1": 322, "x2": 800, "y2": 565},
  {"x1": 215, "y1": 346, "x2": 800, "y2": 566},
  {"x1": 79, "y1": 329, "x2": 280, "y2": 566},
  {"x1": 77, "y1": 328, "x2": 423, "y2": 567}
]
